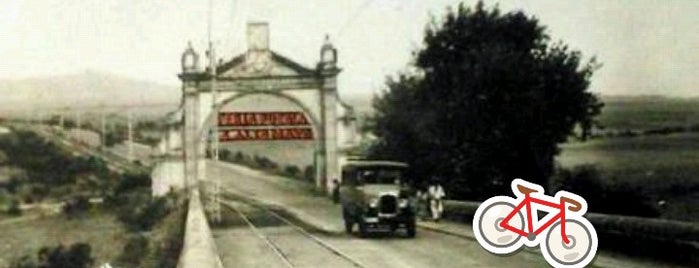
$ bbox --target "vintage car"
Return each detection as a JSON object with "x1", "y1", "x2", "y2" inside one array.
[{"x1": 339, "y1": 160, "x2": 416, "y2": 238}]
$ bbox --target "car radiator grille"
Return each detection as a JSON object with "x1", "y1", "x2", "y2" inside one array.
[{"x1": 379, "y1": 195, "x2": 398, "y2": 214}]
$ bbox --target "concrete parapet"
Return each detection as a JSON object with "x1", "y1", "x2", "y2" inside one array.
[
  {"x1": 177, "y1": 189, "x2": 223, "y2": 268},
  {"x1": 442, "y1": 200, "x2": 699, "y2": 264}
]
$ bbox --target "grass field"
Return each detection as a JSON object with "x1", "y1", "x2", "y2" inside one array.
[
  {"x1": 557, "y1": 133, "x2": 699, "y2": 221},
  {"x1": 596, "y1": 96, "x2": 699, "y2": 131},
  {"x1": 0, "y1": 211, "x2": 127, "y2": 267}
]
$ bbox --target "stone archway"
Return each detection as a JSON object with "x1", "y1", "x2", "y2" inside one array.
[{"x1": 178, "y1": 22, "x2": 356, "y2": 193}]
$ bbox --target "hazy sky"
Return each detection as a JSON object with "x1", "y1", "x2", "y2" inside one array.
[{"x1": 1, "y1": 0, "x2": 698, "y2": 97}]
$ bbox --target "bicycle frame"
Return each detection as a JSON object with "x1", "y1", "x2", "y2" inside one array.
[{"x1": 500, "y1": 193, "x2": 572, "y2": 244}]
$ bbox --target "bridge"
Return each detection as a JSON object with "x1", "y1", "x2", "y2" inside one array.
[
  {"x1": 2, "y1": 20, "x2": 693, "y2": 268},
  {"x1": 145, "y1": 22, "x2": 697, "y2": 268}
]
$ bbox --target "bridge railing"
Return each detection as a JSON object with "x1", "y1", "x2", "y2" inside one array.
[
  {"x1": 177, "y1": 189, "x2": 224, "y2": 268},
  {"x1": 442, "y1": 200, "x2": 699, "y2": 265}
]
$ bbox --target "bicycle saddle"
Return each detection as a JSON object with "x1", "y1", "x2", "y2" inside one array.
[{"x1": 516, "y1": 184, "x2": 538, "y2": 195}]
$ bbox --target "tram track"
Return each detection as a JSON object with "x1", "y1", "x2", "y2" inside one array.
[{"x1": 219, "y1": 198, "x2": 367, "y2": 268}]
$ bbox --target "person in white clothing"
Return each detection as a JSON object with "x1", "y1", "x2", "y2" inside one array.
[{"x1": 428, "y1": 177, "x2": 446, "y2": 222}]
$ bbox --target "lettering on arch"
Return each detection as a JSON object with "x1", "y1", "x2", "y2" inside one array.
[
  {"x1": 217, "y1": 111, "x2": 314, "y2": 141},
  {"x1": 218, "y1": 128, "x2": 314, "y2": 141},
  {"x1": 218, "y1": 111, "x2": 310, "y2": 127}
]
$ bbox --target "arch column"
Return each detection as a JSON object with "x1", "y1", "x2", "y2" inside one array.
[
  {"x1": 182, "y1": 83, "x2": 200, "y2": 192},
  {"x1": 319, "y1": 74, "x2": 339, "y2": 192}
]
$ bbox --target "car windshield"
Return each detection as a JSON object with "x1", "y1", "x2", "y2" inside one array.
[{"x1": 357, "y1": 168, "x2": 403, "y2": 185}]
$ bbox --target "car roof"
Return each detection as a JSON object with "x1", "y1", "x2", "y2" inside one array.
[{"x1": 343, "y1": 160, "x2": 408, "y2": 168}]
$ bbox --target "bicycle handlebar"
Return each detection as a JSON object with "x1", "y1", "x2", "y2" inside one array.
[{"x1": 561, "y1": 197, "x2": 582, "y2": 212}]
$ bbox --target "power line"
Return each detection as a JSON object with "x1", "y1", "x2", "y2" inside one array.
[{"x1": 336, "y1": 0, "x2": 374, "y2": 39}]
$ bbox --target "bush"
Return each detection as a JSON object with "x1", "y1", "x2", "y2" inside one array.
[
  {"x1": 283, "y1": 165, "x2": 301, "y2": 178},
  {"x1": 62, "y1": 195, "x2": 90, "y2": 219},
  {"x1": 113, "y1": 173, "x2": 151, "y2": 196},
  {"x1": 115, "y1": 194, "x2": 172, "y2": 231},
  {"x1": 151, "y1": 198, "x2": 187, "y2": 268},
  {"x1": 11, "y1": 243, "x2": 94, "y2": 268},
  {"x1": 6, "y1": 198, "x2": 21, "y2": 216},
  {"x1": 116, "y1": 235, "x2": 149, "y2": 267},
  {"x1": 102, "y1": 172, "x2": 173, "y2": 231},
  {"x1": 303, "y1": 165, "x2": 314, "y2": 183},
  {"x1": 550, "y1": 165, "x2": 605, "y2": 206},
  {"x1": 234, "y1": 151, "x2": 244, "y2": 163},
  {"x1": 253, "y1": 155, "x2": 277, "y2": 170},
  {"x1": 552, "y1": 165, "x2": 659, "y2": 217}
]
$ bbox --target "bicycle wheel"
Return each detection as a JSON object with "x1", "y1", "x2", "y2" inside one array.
[
  {"x1": 474, "y1": 199, "x2": 524, "y2": 253},
  {"x1": 542, "y1": 218, "x2": 596, "y2": 267}
]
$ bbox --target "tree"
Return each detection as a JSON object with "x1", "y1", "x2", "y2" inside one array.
[{"x1": 369, "y1": 2, "x2": 602, "y2": 199}]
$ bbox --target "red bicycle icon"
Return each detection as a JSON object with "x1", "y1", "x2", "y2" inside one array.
[{"x1": 473, "y1": 179, "x2": 598, "y2": 268}]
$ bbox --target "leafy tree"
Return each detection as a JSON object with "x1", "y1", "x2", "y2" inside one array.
[
  {"x1": 369, "y1": 2, "x2": 602, "y2": 199},
  {"x1": 16, "y1": 243, "x2": 94, "y2": 268}
]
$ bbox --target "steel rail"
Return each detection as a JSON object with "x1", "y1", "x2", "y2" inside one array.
[
  {"x1": 218, "y1": 197, "x2": 367, "y2": 268},
  {"x1": 223, "y1": 201, "x2": 295, "y2": 268}
]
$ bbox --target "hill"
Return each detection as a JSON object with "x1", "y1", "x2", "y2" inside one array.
[
  {"x1": 341, "y1": 93, "x2": 699, "y2": 132},
  {"x1": 596, "y1": 95, "x2": 699, "y2": 131},
  {"x1": 0, "y1": 70, "x2": 179, "y2": 117}
]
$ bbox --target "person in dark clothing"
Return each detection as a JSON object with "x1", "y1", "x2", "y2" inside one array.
[{"x1": 331, "y1": 179, "x2": 340, "y2": 204}]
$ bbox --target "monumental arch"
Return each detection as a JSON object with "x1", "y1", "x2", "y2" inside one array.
[{"x1": 178, "y1": 22, "x2": 357, "y2": 192}]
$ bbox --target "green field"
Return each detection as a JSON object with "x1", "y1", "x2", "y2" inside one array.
[
  {"x1": 596, "y1": 96, "x2": 699, "y2": 131},
  {"x1": 557, "y1": 133, "x2": 699, "y2": 221}
]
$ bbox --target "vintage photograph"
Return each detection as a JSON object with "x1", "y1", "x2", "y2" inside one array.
[{"x1": 0, "y1": 1, "x2": 697, "y2": 267}]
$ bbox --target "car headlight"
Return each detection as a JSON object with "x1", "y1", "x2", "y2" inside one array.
[
  {"x1": 398, "y1": 199, "x2": 409, "y2": 208},
  {"x1": 369, "y1": 198, "x2": 379, "y2": 208}
]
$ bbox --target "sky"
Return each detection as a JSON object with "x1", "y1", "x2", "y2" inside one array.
[{"x1": 1, "y1": 0, "x2": 698, "y2": 98}]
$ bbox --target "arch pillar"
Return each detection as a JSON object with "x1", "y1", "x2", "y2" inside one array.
[{"x1": 182, "y1": 82, "x2": 200, "y2": 192}]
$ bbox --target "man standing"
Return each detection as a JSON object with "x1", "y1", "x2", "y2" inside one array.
[
  {"x1": 331, "y1": 179, "x2": 340, "y2": 204},
  {"x1": 428, "y1": 177, "x2": 446, "y2": 222}
]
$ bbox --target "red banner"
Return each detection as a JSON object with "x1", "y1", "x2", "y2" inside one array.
[
  {"x1": 218, "y1": 112, "x2": 310, "y2": 127},
  {"x1": 219, "y1": 128, "x2": 314, "y2": 141}
]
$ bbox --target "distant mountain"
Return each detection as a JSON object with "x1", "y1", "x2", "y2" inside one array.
[
  {"x1": 0, "y1": 70, "x2": 180, "y2": 116},
  {"x1": 339, "y1": 93, "x2": 699, "y2": 117}
]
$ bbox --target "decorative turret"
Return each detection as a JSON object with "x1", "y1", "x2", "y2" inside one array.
[
  {"x1": 319, "y1": 35, "x2": 337, "y2": 71},
  {"x1": 181, "y1": 41, "x2": 200, "y2": 73}
]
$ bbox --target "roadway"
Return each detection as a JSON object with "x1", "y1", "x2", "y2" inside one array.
[
  {"x1": 206, "y1": 161, "x2": 550, "y2": 268},
  {"x1": 204, "y1": 160, "x2": 681, "y2": 268}
]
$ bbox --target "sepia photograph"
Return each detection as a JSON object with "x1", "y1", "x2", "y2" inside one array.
[{"x1": 0, "y1": 1, "x2": 697, "y2": 267}]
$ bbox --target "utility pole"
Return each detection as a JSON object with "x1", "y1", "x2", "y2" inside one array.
[
  {"x1": 76, "y1": 110, "x2": 82, "y2": 130},
  {"x1": 127, "y1": 111, "x2": 134, "y2": 162},
  {"x1": 100, "y1": 107, "x2": 106, "y2": 150},
  {"x1": 208, "y1": 0, "x2": 221, "y2": 223},
  {"x1": 59, "y1": 112, "x2": 65, "y2": 130}
]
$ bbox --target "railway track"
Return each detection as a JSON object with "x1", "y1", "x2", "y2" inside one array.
[{"x1": 219, "y1": 199, "x2": 367, "y2": 268}]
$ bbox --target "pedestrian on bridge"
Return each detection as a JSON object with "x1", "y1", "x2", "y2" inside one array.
[
  {"x1": 331, "y1": 178, "x2": 340, "y2": 204},
  {"x1": 428, "y1": 177, "x2": 446, "y2": 222},
  {"x1": 416, "y1": 184, "x2": 430, "y2": 221}
]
